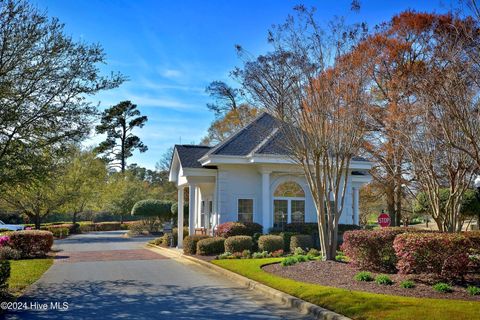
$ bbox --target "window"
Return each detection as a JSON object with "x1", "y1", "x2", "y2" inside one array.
[
  {"x1": 273, "y1": 181, "x2": 306, "y2": 229},
  {"x1": 274, "y1": 181, "x2": 305, "y2": 197},
  {"x1": 291, "y1": 200, "x2": 305, "y2": 223},
  {"x1": 238, "y1": 199, "x2": 254, "y2": 223},
  {"x1": 273, "y1": 199, "x2": 288, "y2": 228}
]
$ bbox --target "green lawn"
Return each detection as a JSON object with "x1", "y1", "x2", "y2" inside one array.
[
  {"x1": 212, "y1": 258, "x2": 480, "y2": 320},
  {"x1": 7, "y1": 258, "x2": 53, "y2": 296}
]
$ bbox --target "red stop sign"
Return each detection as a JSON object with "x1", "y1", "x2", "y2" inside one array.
[{"x1": 378, "y1": 213, "x2": 391, "y2": 228}]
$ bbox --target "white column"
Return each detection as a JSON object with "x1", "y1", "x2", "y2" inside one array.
[
  {"x1": 188, "y1": 183, "x2": 196, "y2": 236},
  {"x1": 261, "y1": 171, "x2": 271, "y2": 233},
  {"x1": 177, "y1": 187, "x2": 184, "y2": 249},
  {"x1": 353, "y1": 187, "x2": 360, "y2": 225},
  {"x1": 196, "y1": 186, "x2": 202, "y2": 228}
]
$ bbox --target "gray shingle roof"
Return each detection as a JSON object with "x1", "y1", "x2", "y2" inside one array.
[
  {"x1": 174, "y1": 112, "x2": 369, "y2": 167},
  {"x1": 175, "y1": 145, "x2": 212, "y2": 168},
  {"x1": 205, "y1": 112, "x2": 281, "y2": 156}
]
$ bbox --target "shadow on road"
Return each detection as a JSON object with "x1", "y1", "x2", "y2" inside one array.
[{"x1": 6, "y1": 280, "x2": 293, "y2": 320}]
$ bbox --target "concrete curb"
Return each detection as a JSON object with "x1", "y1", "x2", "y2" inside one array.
[{"x1": 146, "y1": 244, "x2": 351, "y2": 320}]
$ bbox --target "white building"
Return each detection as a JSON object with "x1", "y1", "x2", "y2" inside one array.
[{"x1": 169, "y1": 113, "x2": 372, "y2": 247}]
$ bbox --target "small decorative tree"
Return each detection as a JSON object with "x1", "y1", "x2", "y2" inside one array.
[{"x1": 131, "y1": 199, "x2": 171, "y2": 232}]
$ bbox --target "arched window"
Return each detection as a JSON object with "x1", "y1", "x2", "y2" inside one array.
[
  {"x1": 273, "y1": 181, "x2": 305, "y2": 228},
  {"x1": 274, "y1": 181, "x2": 305, "y2": 197}
]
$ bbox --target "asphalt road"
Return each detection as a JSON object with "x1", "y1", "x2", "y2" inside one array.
[{"x1": 5, "y1": 231, "x2": 313, "y2": 320}]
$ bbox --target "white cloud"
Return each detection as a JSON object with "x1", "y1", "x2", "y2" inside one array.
[{"x1": 161, "y1": 69, "x2": 182, "y2": 78}]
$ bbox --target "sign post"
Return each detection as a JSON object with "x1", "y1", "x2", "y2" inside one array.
[{"x1": 377, "y1": 213, "x2": 391, "y2": 228}]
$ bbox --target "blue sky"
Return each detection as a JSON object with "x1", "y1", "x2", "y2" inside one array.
[{"x1": 35, "y1": 0, "x2": 453, "y2": 169}]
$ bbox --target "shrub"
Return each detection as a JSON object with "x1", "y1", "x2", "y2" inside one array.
[
  {"x1": 375, "y1": 275, "x2": 393, "y2": 285},
  {"x1": 131, "y1": 199, "x2": 172, "y2": 219},
  {"x1": 281, "y1": 256, "x2": 298, "y2": 266},
  {"x1": 196, "y1": 237, "x2": 225, "y2": 255},
  {"x1": 393, "y1": 232, "x2": 471, "y2": 279},
  {"x1": 127, "y1": 221, "x2": 149, "y2": 235},
  {"x1": 224, "y1": 236, "x2": 253, "y2": 253},
  {"x1": 0, "y1": 235, "x2": 9, "y2": 247},
  {"x1": 95, "y1": 222, "x2": 122, "y2": 231},
  {"x1": 243, "y1": 222, "x2": 263, "y2": 236},
  {"x1": 8, "y1": 230, "x2": 53, "y2": 258},
  {"x1": 160, "y1": 233, "x2": 174, "y2": 247},
  {"x1": 400, "y1": 280, "x2": 415, "y2": 289},
  {"x1": 354, "y1": 271, "x2": 374, "y2": 282},
  {"x1": 0, "y1": 247, "x2": 22, "y2": 260},
  {"x1": 281, "y1": 222, "x2": 318, "y2": 234},
  {"x1": 258, "y1": 235, "x2": 284, "y2": 253},
  {"x1": 342, "y1": 228, "x2": 417, "y2": 273},
  {"x1": 218, "y1": 252, "x2": 234, "y2": 259},
  {"x1": 278, "y1": 232, "x2": 298, "y2": 251},
  {"x1": 467, "y1": 286, "x2": 480, "y2": 296},
  {"x1": 433, "y1": 282, "x2": 453, "y2": 293},
  {"x1": 183, "y1": 235, "x2": 210, "y2": 255},
  {"x1": 171, "y1": 227, "x2": 189, "y2": 246},
  {"x1": 0, "y1": 260, "x2": 10, "y2": 290},
  {"x1": 296, "y1": 255, "x2": 309, "y2": 262},
  {"x1": 149, "y1": 237, "x2": 164, "y2": 246},
  {"x1": 43, "y1": 225, "x2": 70, "y2": 238},
  {"x1": 293, "y1": 247, "x2": 306, "y2": 255},
  {"x1": 290, "y1": 234, "x2": 313, "y2": 252},
  {"x1": 79, "y1": 222, "x2": 96, "y2": 232},
  {"x1": 252, "y1": 251, "x2": 269, "y2": 259},
  {"x1": 335, "y1": 251, "x2": 348, "y2": 262},
  {"x1": 242, "y1": 249, "x2": 251, "y2": 258},
  {"x1": 271, "y1": 249, "x2": 284, "y2": 257},
  {"x1": 216, "y1": 222, "x2": 247, "y2": 238},
  {"x1": 308, "y1": 248, "x2": 321, "y2": 257}
]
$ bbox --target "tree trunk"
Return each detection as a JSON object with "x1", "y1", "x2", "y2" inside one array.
[
  {"x1": 34, "y1": 214, "x2": 41, "y2": 230},
  {"x1": 72, "y1": 211, "x2": 78, "y2": 224}
]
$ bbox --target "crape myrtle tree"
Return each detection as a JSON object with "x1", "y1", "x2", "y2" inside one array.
[
  {"x1": 236, "y1": 6, "x2": 370, "y2": 260},
  {"x1": 414, "y1": 188, "x2": 480, "y2": 230},
  {"x1": 0, "y1": 0, "x2": 124, "y2": 189},
  {"x1": 95, "y1": 101, "x2": 148, "y2": 173}
]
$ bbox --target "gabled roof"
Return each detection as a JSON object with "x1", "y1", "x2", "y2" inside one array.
[
  {"x1": 202, "y1": 112, "x2": 282, "y2": 157},
  {"x1": 172, "y1": 112, "x2": 369, "y2": 171},
  {"x1": 174, "y1": 145, "x2": 212, "y2": 169}
]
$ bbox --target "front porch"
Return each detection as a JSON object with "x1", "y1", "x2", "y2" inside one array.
[{"x1": 176, "y1": 178, "x2": 217, "y2": 248}]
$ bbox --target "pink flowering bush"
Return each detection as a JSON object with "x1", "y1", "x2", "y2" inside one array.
[
  {"x1": 393, "y1": 233, "x2": 472, "y2": 279},
  {"x1": 0, "y1": 236, "x2": 9, "y2": 247}
]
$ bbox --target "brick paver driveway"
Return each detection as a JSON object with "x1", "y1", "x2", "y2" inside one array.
[{"x1": 6, "y1": 231, "x2": 312, "y2": 320}]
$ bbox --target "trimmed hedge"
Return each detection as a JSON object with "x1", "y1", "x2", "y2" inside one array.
[
  {"x1": 224, "y1": 235, "x2": 253, "y2": 253},
  {"x1": 196, "y1": 237, "x2": 225, "y2": 255},
  {"x1": 341, "y1": 228, "x2": 418, "y2": 273},
  {"x1": 216, "y1": 221, "x2": 264, "y2": 238},
  {"x1": 78, "y1": 222, "x2": 96, "y2": 232},
  {"x1": 94, "y1": 222, "x2": 122, "y2": 231},
  {"x1": 0, "y1": 260, "x2": 10, "y2": 290},
  {"x1": 279, "y1": 232, "x2": 298, "y2": 251},
  {"x1": 216, "y1": 222, "x2": 247, "y2": 238},
  {"x1": 290, "y1": 234, "x2": 314, "y2": 252},
  {"x1": 243, "y1": 222, "x2": 263, "y2": 236},
  {"x1": 42, "y1": 225, "x2": 70, "y2": 238},
  {"x1": 393, "y1": 233, "x2": 472, "y2": 279},
  {"x1": 258, "y1": 235, "x2": 284, "y2": 253},
  {"x1": 8, "y1": 230, "x2": 53, "y2": 258},
  {"x1": 183, "y1": 235, "x2": 210, "y2": 255}
]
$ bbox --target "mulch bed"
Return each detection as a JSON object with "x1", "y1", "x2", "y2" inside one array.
[{"x1": 263, "y1": 260, "x2": 480, "y2": 301}]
